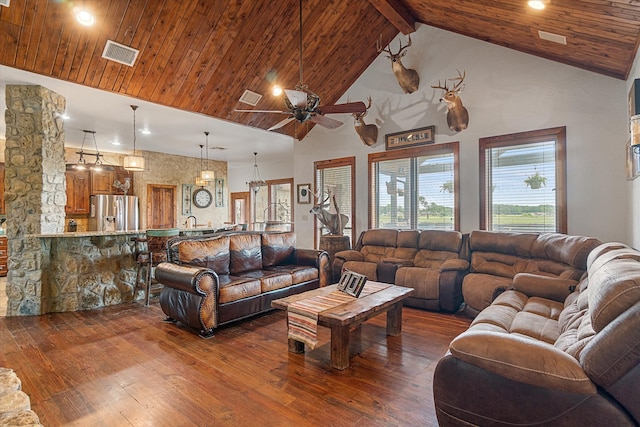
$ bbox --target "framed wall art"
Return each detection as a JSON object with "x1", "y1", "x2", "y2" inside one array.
[
  {"x1": 215, "y1": 178, "x2": 224, "y2": 207},
  {"x1": 385, "y1": 125, "x2": 435, "y2": 150},
  {"x1": 297, "y1": 183, "x2": 311, "y2": 204}
]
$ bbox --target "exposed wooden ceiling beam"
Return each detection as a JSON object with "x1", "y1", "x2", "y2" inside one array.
[{"x1": 367, "y1": 0, "x2": 416, "y2": 35}]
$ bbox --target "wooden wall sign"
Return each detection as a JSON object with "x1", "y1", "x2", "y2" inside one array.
[{"x1": 385, "y1": 126, "x2": 435, "y2": 150}]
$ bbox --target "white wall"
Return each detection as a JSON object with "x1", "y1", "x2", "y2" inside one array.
[
  {"x1": 627, "y1": 52, "x2": 640, "y2": 248},
  {"x1": 293, "y1": 24, "x2": 629, "y2": 249}
]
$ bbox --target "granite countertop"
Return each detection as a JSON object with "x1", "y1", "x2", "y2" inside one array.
[{"x1": 29, "y1": 227, "x2": 220, "y2": 238}]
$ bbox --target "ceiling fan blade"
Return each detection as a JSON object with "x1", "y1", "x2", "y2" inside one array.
[
  {"x1": 268, "y1": 116, "x2": 295, "y2": 131},
  {"x1": 310, "y1": 114, "x2": 343, "y2": 129},
  {"x1": 316, "y1": 101, "x2": 367, "y2": 115},
  {"x1": 235, "y1": 109, "x2": 290, "y2": 114},
  {"x1": 284, "y1": 89, "x2": 308, "y2": 109}
]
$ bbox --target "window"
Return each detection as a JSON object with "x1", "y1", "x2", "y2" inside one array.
[
  {"x1": 479, "y1": 127, "x2": 567, "y2": 233},
  {"x1": 314, "y1": 157, "x2": 355, "y2": 247},
  {"x1": 251, "y1": 178, "x2": 293, "y2": 231},
  {"x1": 369, "y1": 143, "x2": 459, "y2": 230}
]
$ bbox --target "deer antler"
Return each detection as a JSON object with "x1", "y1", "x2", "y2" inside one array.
[
  {"x1": 397, "y1": 34, "x2": 412, "y2": 54},
  {"x1": 376, "y1": 34, "x2": 392, "y2": 55},
  {"x1": 448, "y1": 69, "x2": 466, "y2": 92},
  {"x1": 431, "y1": 80, "x2": 450, "y2": 91}
]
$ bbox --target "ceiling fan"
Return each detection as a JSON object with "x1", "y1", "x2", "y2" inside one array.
[{"x1": 235, "y1": 0, "x2": 366, "y2": 131}]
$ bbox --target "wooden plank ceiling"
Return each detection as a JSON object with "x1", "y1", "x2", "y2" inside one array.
[{"x1": 1, "y1": 0, "x2": 639, "y2": 140}]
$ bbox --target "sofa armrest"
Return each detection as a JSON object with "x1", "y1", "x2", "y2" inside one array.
[
  {"x1": 334, "y1": 250, "x2": 364, "y2": 262},
  {"x1": 440, "y1": 258, "x2": 469, "y2": 272},
  {"x1": 449, "y1": 330, "x2": 596, "y2": 395},
  {"x1": 155, "y1": 262, "x2": 218, "y2": 296},
  {"x1": 293, "y1": 248, "x2": 331, "y2": 287},
  {"x1": 512, "y1": 273, "x2": 578, "y2": 302}
]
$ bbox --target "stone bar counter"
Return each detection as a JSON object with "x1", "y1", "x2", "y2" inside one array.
[
  {"x1": 6, "y1": 228, "x2": 229, "y2": 316},
  {"x1": 6, "y1": 231, "x2": 145, "y2": 316}
]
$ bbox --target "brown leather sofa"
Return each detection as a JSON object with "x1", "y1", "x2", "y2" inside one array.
[
  {"x1": 433, "y1": 242, "x2": 640, "y2": 426},
  {"x1": 462, "y1": 230, "x2": 601, "y2": 317},
  {"x1": 332, "y1": 229, "x2": 469, "y2": 312},
  {"x1": 155, "y1": 231, "x2": 330, "y2": 338}
]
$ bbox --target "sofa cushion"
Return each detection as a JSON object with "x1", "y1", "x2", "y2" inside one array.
[
  {"x1": 239, "y1": 270, "x2": 293, "y2": 292},
  {"x1": 217, "y1": 275, "x2": 261, "y2": 304},
  {"x1": 588, "y1": 253, "x2": 640, "y2": 332},
  {"x1": 266, "y1": 265, "x2": 318, "y2": 284},
  {"x1": 418, "y1": 229, "x2": 462, "y2": 252},
  {"x1": 262, "y1": 232, "x2": 296, "y2": 267},
  {"x1": 469, "y1": 230, "x2": 538, "y2": 257},
  {"x1": 178, "y1": 236, "x2": 230, "y2": 275},
  {"x1": 229, "y1": 233, "x2": 263, "y2": 274},
  {"x1": 530, "y1": 233, "x2": 601, "y2": 270}
]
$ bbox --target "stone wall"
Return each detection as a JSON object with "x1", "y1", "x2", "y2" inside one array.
[
  {"x1": 43, "y1": 234, "x2": 141, "y2": 312},
  {"x1": 4, "y1": 85, "x2": 66, "y2": 316}
]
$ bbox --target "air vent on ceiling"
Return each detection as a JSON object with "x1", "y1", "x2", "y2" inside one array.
[
  {"x1": 102, "y1": 40, "x2": 139, "y2": 66},
  {"x1": 0, "y1": 0, "x2": 10, "y2": 7},
  {"x1": 538, "y1": 30, "x2": 567, "y2": 45},
  {"x1": 239, "y1": 90, "x2": 263, "y2": 106}
]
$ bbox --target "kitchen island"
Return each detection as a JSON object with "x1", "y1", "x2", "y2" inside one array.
[{"x1": 6, "y1": 227, "x2": 238, "y2": 316}]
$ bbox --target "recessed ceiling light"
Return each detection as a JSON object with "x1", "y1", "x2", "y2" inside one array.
[
  {"x1": 528, "y1": 0, "x2": 550, "y2": 10},
  {"x1": 74, "y1": 8, "x2": 95, "y2": 26},
  {"x1": 272, "y1": 86, "x2": 283, "y2": 96},
  {"x1": 111, "y1": 141, "x2": 121, "y2": 146},
  {"x1": 60, "y1": 113, "x2": 70, "y2": 120},
  {"x1": 140, "y1": 129, "x2": 151, "y2": 135}
]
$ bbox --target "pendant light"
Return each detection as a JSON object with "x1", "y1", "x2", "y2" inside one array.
[
  {"x1": 247, "y1": 152, "x2": 266, "y2": 194},
  {"x1": 123, "y1": 105, "x2": 146, "y2": 171},
  {"x1": 195, "y1": 144, "x2": 208, "y2": 187},
  {"x1": 200, "y1": 131, "x2": 215, "y2": 181},
  {"x1": 75, "y1": 130, "x2": 102, "y2": 170}
]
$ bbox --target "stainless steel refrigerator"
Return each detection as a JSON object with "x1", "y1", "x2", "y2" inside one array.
[{"x1": 88, "y1": 195, "x2": 139, "y2": 232}]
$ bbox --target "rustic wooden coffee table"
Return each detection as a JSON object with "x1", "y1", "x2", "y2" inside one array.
[{"x1": 271, "y1": 282, "x2": 414, "y2": 370}]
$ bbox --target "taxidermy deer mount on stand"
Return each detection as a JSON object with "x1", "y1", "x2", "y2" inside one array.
[
  {"x1": 351, "y1": 95, "x2": 378, "y2": 146},
  {"x1": 310, "y1": 191, "x2": 349, "y2": 236},
  {"x1": 431, "y1": 70, "x2": 469, "y2": 132},
  {"x1": 377, "y1": 35, "x2": 420, "y2": 94}
]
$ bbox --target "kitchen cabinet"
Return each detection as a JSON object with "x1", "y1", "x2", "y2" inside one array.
[
  {"x1": 65, "y1": 168, "x2": 90, "y2": 214},
  {"x1": 0, "y1": 236, "x2": 7, "y2": 277},
  {"x1": 90, "y1": 169, "x2": 115, "y2": 195}
]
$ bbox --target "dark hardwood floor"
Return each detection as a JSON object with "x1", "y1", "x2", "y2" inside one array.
[{"x1": 0, "y1": 299, "x2": 471, "y2": 426}]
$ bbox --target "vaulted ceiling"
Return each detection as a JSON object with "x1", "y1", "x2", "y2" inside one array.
[{"x1": 1, "y1": 0, "x2": 639, "y2": 142}]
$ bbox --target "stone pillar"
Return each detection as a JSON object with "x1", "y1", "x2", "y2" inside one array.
[{"x1": 4, "y1": 85, "x2": 66, "y2": 315}]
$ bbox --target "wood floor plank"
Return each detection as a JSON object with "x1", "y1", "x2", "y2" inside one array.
[{"x1": 0, "y1": 300, "x2": 470, "y2": 426}]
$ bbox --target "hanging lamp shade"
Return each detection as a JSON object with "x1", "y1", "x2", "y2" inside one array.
[
  {"x1": 195, "y1": 143, "x2": 208, "y2": 186},
  {"x1": 123, "y1": 105, "x2": 146, "y2": 171},
  {"x1": 247, "y1": 152, "x2": 266, "y2": 194},
  {"x1": 200, "y1": 131, "x2": 215, "y2": 181}
]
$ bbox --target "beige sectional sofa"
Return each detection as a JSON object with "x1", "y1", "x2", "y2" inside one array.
[
  {"x1": 462, "y1": 230, "x2": 601, "y2": 317},
  {"x1": 433, "y1": 241, "x2": 640, "y2": 426},
  {"x1": 332, "y1": 229, "x2": 469, "y2": 312}
]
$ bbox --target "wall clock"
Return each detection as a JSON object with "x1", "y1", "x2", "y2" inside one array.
[{"x1": 192, "y1": 188, "x2": 213, "y2": 208}]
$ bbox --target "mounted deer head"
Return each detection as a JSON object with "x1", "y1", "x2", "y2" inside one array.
[
  {"x1": 309, "y1": 191, "x2": 349, "y2": 236},
  {"x1": 350, "y1": 96, "x2": 378, "y2": 146},
  {"x1": 431, "y1": 70, "x2": 469, "y2": 132},
  {"x1": 377, "y1": 35, "x2": 420, "y2": 94}
]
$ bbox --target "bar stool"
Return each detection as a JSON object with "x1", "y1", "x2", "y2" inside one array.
[{"x1": 134, "y1": 228, "x2": 180, "y2": 305}]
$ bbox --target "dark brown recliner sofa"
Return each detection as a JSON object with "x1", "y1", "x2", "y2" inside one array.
[
  {"x1": 332, "y1": 229, "x2": 468, "y2": 312},
  {"x1": 155, "y1": 231, "x2": 330, "y2": 337},
  {"x1": 462, "y1": 230, "x2": 601, "y2": 317},
  {"x1": 433, "y1": 242, "x2": 640, "y2": 426}
]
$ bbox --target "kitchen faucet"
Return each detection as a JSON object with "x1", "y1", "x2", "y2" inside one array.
[{"x1": 186, "y1": 215, "x2": 197, "y2": 228}]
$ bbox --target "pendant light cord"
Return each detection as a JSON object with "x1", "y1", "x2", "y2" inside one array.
[{"x1": 131, "y1": 105, "x2": 138, "y2": 155}]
